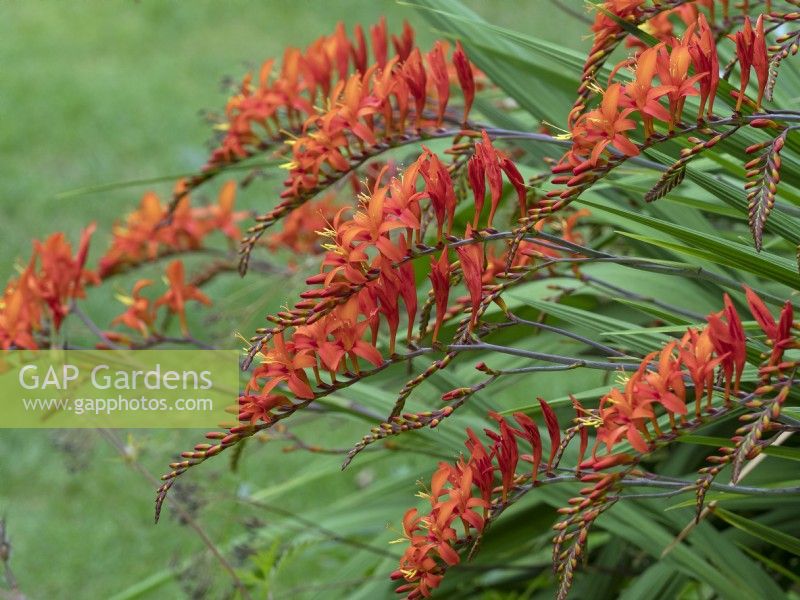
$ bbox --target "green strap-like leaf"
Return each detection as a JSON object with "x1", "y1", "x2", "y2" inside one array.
[
  {"x1": 675, "y1": 434, "x2": 800, "y2": 462},
  {"x1": 714, "y1": 507, "x2": 800, "y2": 556},
  {"x1": 578, "y1": 197, "x2": 800, "y2": 290}
]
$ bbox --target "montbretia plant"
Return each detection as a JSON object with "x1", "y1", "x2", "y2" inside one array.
[{"x1": 6, "y1": 3, "x2": 800, "y2": 598}]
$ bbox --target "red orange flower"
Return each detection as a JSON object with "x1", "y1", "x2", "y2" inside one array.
[
  {"x1": 621, "y1": 45, "x2": 671, "y2": 136},
  {"x1": 744, "y1": 286, "x2": 794, "y2": 368},
  {"x1": 591, "y1": 1, "x2": 645, "y2": 49},
  {"x1": 0, "y1": 263, "x2": 41, "y2": 349},
  {"x1": 420, "y1": 150, "x2": 457, "y2": 238},
  {"x1": 238, "y1": 392, "x2": 292, "y2": 424},
  {"x1": 111, "y1": 279, "x2": 156, "y2": 337},
  {"x1": 730, "y1": 15, "x2": 769, "y2": 110},
  {"x1": 428, "y1": 251, "x2": 451, "y2": 343},
  {"x1": 572, "y1": 83, "x2": 639, "y2": 168},
  {"x1": 706, "y1": 294, "x2": 747, "y2": 399},
  {"x1": 249, "y1": 331, "x2": 316, "y2": 400},
  {"x1": 31, "y1": 224, "x2": 98, "y2": 330},
  {"x1": 393, "y1": 408, "x2": 558, "y2": 598},
  {"x1": 99, "y1": 182, "x2": 245, "y2": 276},
  {"x1": 452, "y1": 41, "x2": 475, "y2": 125},
  {"x1": 155, "y1": 260, "x2": 212, "y2": 336},
  {"x1": 655, "y1": 39, "x2": 705, "y2": 129},
  {"x1": 686, "y1": 14, "x2": 719, "y2": 119},
  {"x1": 455, "y1": 226, "x2": 484, "y2": 329}
]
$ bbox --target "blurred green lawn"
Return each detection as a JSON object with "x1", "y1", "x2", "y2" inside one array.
[{"x1": 0, "y1": 2, "x2": 586, "y2": 598}]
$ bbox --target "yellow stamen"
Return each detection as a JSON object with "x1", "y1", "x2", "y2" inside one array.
[{"x1": 114, "y1": 293, "x2": 135, "y2": 307}]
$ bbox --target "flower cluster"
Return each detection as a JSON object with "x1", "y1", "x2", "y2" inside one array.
[
  {"x1": 98, "y1": 180, "x2": 246, "y2": 277},
  {"x1": 224, "y1": 19, "x2": 479, "y2": 273},
  {"x1": 204, "y1": 17, "x2": 477, "y2": 189},
  {"x1": 279, "y1": 39, "x2": 475, "y2": 200},
  {"x1": 87, "y1": 8, "x2": 800, "y2": 600},
  {"x1": 591, "y1": 0, "x2": 646, "y2": 53},
  {"x1": 266, "y1": 166, "x2": 408, "y2": 258},
  {"x1": 105, "y1": 260, "x2": 212, "y2": 344},
  {"x1": 392, "y1": 404, "x2": 562, "y2": 599},
  {"x1": 240, "y1": 135, "x2": 529, "y2": 423},
  {"x1": 590, "y1": 1, "x2": 727, "y2": 57},
  {"x1": 551, "y1": 287, "x2": 796, "y2": 597},
  {"x1": 584, "y1": 291, "x2": 752, "y2": 464},
  {"x1": 205, "y1": 18, "x2": 412, "y2": 170},
  {"x1": 566, "y1": 287, "x2": 796, "y2": 492},
  {"x1": 564, "y1": 15, "x2": 721, "y2": 169},
  {"x1": 156, "y1": 131, "x2": 590, "y2": 513},
  {"x1": 0, "y1": 176, "x2": 240, "y2": 349},
  {"x1": 391, "y1": 286, "x2": 798, "y2": 599},
  {"x1": 551, "y1": 11, "x2": 769, "y2": 209},
  {"x1": 578, "y1": 1, "x2": 778, "y2": 129},
  {"x1": 0, "y1": 225, "x2": 97, "y2": 349},
  {"x1": 572, "y1": 0, "x2": 680, "y2": 126}
]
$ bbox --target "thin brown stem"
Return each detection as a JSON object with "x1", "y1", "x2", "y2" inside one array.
[
  {"x1": 0, "y1": 518, "x2": 21, "y2": 599},
  {"x1": 97, "y1": 429, "x2": 250, "y2": 599}
]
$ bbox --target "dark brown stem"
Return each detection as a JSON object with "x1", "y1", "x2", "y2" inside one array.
[{"x1": 0, "y1": 518, "x2": 21, "y2": 598}]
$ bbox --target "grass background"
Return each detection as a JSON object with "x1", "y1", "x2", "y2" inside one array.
[{"x1": 0, "y1": 2, "x2": 586, "y2": 598}]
